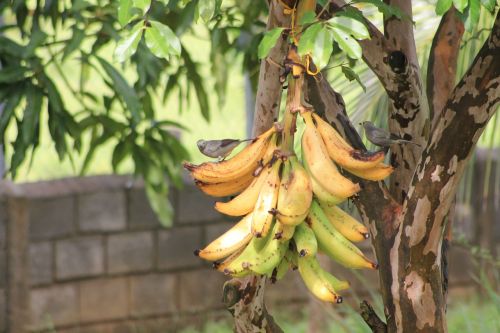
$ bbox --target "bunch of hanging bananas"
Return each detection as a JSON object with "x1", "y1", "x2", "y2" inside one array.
[{"x1": 184, "y1": 105, "x2": 393, "y2": 303}]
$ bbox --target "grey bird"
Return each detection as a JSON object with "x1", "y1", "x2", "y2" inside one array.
[
  {"x1": 197, "y1": 138, "x2": 253, "y2": 160},
  {"x1": 361, "y1": 121, "x2": 420, "y2": 149}
]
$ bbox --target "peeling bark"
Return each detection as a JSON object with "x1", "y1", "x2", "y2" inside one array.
[
  {"x1": 427, "y1": 7, "x2": 464, "y2": 128},
  {"x1": 389, "y1": 12, "x2": 500, "y2": 333},
  {"x1": 228, "y1": 1, "x2": 290, "y2": 332}
]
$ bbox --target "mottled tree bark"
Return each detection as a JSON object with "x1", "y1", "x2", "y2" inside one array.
[
  {"x1": 389, "y1": 13, "x2": 499, "y2": 332},
  {"x1": 227, "y1": 1, "x2": 290, "y2": 332}
]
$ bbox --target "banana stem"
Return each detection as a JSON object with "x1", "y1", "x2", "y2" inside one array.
[{"x1": 282, "y1": 75, "x2": 303, "y2": 154}]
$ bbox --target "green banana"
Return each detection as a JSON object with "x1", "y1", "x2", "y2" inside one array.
[{"x1": 293, "y1": 223, "x2": 317, "y2": 257}]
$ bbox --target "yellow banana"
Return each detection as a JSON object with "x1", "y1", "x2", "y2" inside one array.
[
  {"x1": 297, "y1": 255, "x2": 343, "y2": 303},
  {"x1": 225, "y1": 223, "x2": 288, "y2": 276},
  {"x1": 214, "y1": 163, "x2": 272, "y2": 216},
  {"x1": 274, "y1": 222, "x2": 295, "y2": 241},
  {"x1": 194, "y1": 171, "x2": 254, "y2": 197},
  {"x1": 276, "y1": 156, "x2": 313, "y2": 226},
  {"x1": 308, "y1": 201, "x2": 377, "y2": 270},
  {"x1": 184, "y1": 126, "x2": 275, "y2": 183},
  {"x1": 318, "y1": 200, "x2": 369, "y2": 243},
  {"x1": 312, "y1": 113, "x2": 386, "y2": 170},
  {"x1": 195, "y1": 213, "x2": 253, "y2": 261},
  {"x1": 294, "y1": 223, "x2": 317, "y2": 257},
  {"x1": 302, "y1": 152, "x2": 346, "y2": 205},
  {"x1": 344, "y1": 163, "x2": 394, "y2": 181},
  {"x1": 252, "y1": 159, "x2": 282, "y2": 237},
  {"x1": 301, "y1": 111, "x2": 360, "y2": 199}
]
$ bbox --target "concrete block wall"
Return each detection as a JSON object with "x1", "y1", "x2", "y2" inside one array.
[{"x1": 0, "y1": 164, "x2": 497, "y2": 332}]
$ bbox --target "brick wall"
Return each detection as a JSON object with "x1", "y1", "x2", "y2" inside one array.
[{"x1": 0, "y1": 159, "x2": 497, "y2": 333}]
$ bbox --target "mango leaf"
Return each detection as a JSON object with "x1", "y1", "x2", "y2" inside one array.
[
  {"x1": 453, "y1": 0, "x2": 468, "y2": 12},
  {"x1": 114, "y1": 21, "x2": 143, "y2": 62},
  {"x1": 145, "y1": 21, "x2": 181, "y2": 60},
  {"x1": 145, "y1": 180, "x2": 173, "y2": 227},
  {"x1": 331, "y1": 27, "x2": 362, "y2": 59},
  {"x1": 312, "y1": 27, "x2": 333, "y2": 69},
  {"x1": 337, "y1": 7, "x2": 366, "y2": 23},
  {"x1": 97, "y1": 56, "x2": 141, "y2": 124},
  {"x1": 112, "y1": 137, "x2": 132, "y2": 172},
  {"x1": 0, "y1": 66, "x2": 30, "y2": 83},
  {"x1": 197, "y1": 0, "x2": 216, "y2": 23},
  {"x1": 298, "y1": 23, "x2": 322, "y2": 56},
  {"x1": 133, "y1": 0, "x2": 151, "y2": 13},
  {"x1": 63, "y1": 27, "x2": 86, "y2": 60},
  {"x1": 464, "y1": 0, "x2": 480, "y2": 31},
  {"x1": 328, "y1": 17, "x2": 370, "y2": 40},
  {"x1": 332, "y1": 28, "x2": 363, "y2": 59},
  {"x1": 435, "y1": 0, "x2": 453, "y2": 15},
  {"x1": 342, "y1": 66, "x2": 366, "y2": 91},
  {"x1": 182, "y1": 48, "x2": 210, "y2": 121},
  {"x1": 118, "y1": 0, "x2": 133, "y2": 26},
  {"x1": 299, "y1": 10, "x2": 316, "y2": 26},
  {"x1": 22, "y1": 84, "x2": 43, "y2": 145},
  {"x1": 358, "y1": 0, "x2": 407, "y2": 20},
  {"x1": 258, "y1": 27, "x2": 284, "y2": 59}
]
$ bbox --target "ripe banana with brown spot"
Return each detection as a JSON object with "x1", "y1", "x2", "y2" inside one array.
[
  {"x1": 184, "y1": 126, "x2": 275, "y2": 183},
  {"x1": 275, "y1": 156, "x2": 312, "y2": 226},
  {"x1": 252, "y1": 159, "x2": 282, "y2": 237},
  {"x1": 301, "y1": 111, "x2": 360, "y2": 199},
  {"x1": 194, "y1": 171, "x2": 254, "y2": 197},
  {"x1": 312, "y1": 113, "x2": 386, "y2": 170},
  {"x1": 294, "y1": 222, "x2": 317, "y2": 257},
  {"x1": 195, "y1": 213, "x2": 253, "y2": 261},
  {"x1": 344, "y1": 163, "x2": 394, "y2": 181}
]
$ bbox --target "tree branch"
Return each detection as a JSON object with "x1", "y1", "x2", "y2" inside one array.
[
  {"x1": 390, "y1": 12, "x2": 500, "y2": 332},
  {"x1": 427, "y1": 7, "x2": 464, "y2": 128}
]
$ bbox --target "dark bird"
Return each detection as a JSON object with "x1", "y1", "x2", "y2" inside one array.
[
  {"x1": 197, "y1": 138, "x2": 252, "y2": 160},
  {"x1": 361, "y1": 121, "x2": 420, "y2": 149}
]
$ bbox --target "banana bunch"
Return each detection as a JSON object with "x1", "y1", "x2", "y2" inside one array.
[{"x1": 186, "y1": 89, "x2": 392, "y2": 303}]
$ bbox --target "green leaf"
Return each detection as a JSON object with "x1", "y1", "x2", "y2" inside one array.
[
  {"x1": 22, "y1": 84, "x2": 43, "y2": 146},
  {"x1": 453, "y1": 0, "x2": 468, "y2": 12},
  {"x1": 257, "y1": 27, "x2": 284, "y2": 59},
  {"x1": 299, "y1": 11, "x2": 317, "y2": 26},
  {"x1": 480, "y1": 0, "x2": 496, "y2": 12},
  {"x1": 40, "y1": 73, "x2": 64, "y2": 113},
  {"x1": 337, "y1": 7, "x2": 367, "y2": 23},
  {"x1": 133, "y1": 0, "x2": 151, "y2": 13},
  {"x1": 464, "y1": 0, "x2": 480, "y2": 31},
  {"x1": 62, "y1": 27, "x2": 86, "y2": 60},
  {"x1": 331, "y1": 27, "x2": 362, "y2": 59},
  {"x1": 0, "y1": 36, "x2": 24, "y2": 57},
  {"x1": 312, "y1": 27, "x2": 333, "y2": 69},
  {"x1": 112, "y1": 138, "x2": 131, "y2": 171},
  {"x1": 0, "y1": 89, "x2": 22, "y2": 145},
  {"x1": 0, "y1": 66, "x2": 30, "y2": 83},
  {"x1": 298, "y1": 23, "x2": 322, "y2": 56},
  {"x1": 118, "y1": 0, "x2": 133, "y2": 26},
  {"x1": 96, "y1": 56, "x2": 142, "y2": 124},
  {"x1": 435, "y1": 0, "x2": 453, "y2": 15},
  {"x1": 145, "y1": 180, "x2": 173, "y2": 227},
  {"x1": 182, "y1": 49, "x2": 210, "y2": 121},
  {"x1": 114, "y1": 21, "x2": 143, "y2": 62},
  {"x1": 145, "y1": 21, "x2": 181, "y2": 60},
  {"x1": 359, "y1": 0, "x2": 406, "y2": 20},
  {"x1": 341, "y1": 66, "x2": 366, "y2": 91},
  {"x1": 328, "y1": 17, "x2": 370, "y2": 40},
  {"x1": 197, "y1": 0, "x2": 216, "y2": 23}
]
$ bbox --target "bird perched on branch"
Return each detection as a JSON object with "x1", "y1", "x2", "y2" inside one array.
[
  {"x1": 197, "y1": 138, "x2": 253, "y2": 160},
  {"x1": 360, "y1": 121, "x2": 420, "y2": 151}
]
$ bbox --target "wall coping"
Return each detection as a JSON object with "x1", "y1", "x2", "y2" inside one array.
[{"x1": 0, "y1": 175, "x2": 145, "y2": 199}]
